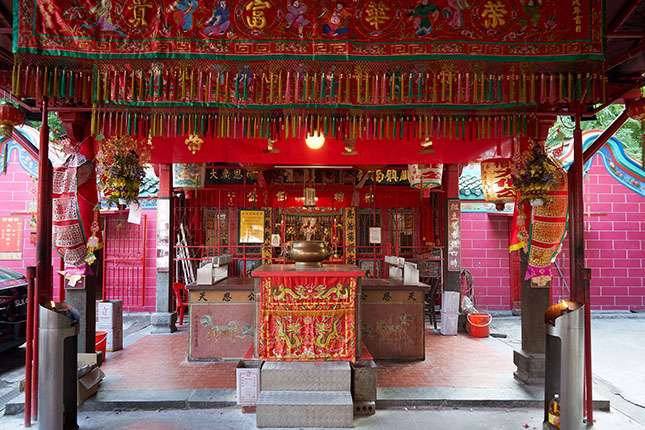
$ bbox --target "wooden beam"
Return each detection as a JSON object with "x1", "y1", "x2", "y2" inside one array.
[
  {"x1": 0, "y1": 2, "x2": 11, "y2": 27},
  {"x1": 608, "y1": 32, "x2": 645, "y2": 39},
  {"x1": 11, "y1": 128, "x2": 40, "y2": 160},
  {"x1": 608, "y1": 0, "x2": 641, "y2": 33},
  {"x1": 606, "y1": 40, "x2": 645, "y2": 71}
]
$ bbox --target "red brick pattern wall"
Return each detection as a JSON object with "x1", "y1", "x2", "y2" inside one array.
[
  {"x1": 460, "y1": 212, "x2": 512, "y2": 310},
  {"x1": 0, "y1": 152, "x2": 64, "y2": 295},
  {"x1": 551, "y1": 155, "x2": 645, "y2": 311},
  {"x1": 462, "y1": 155, "x2": 645, "y2": 311}
]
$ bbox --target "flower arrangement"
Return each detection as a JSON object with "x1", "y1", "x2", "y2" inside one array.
[
  {"x1": 511, "y1": 139, "x2": 561, "y2": 207},
  {"x1": 96, "y1": 135, "x2": 151, "y2": 208}
]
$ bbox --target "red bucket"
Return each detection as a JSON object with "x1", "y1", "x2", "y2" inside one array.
[
  {"x1": 95, "y1": 331, "x2": 107, "y2": 360},
  {"x1": 467, "y1": 313, "x2": 491, "y2": 338}
]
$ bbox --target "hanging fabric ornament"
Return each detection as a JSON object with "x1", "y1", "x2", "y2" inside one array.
[{"x1": 408, "y1": 164, "x2": 443, "y2": 192}]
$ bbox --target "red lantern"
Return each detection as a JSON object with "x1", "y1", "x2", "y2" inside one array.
[
  {"x1": 627, "y1": 98, "x2": 645, "y2": 121},
  {"x1": 481, "y1": 158, "x2": 515, "y2": 208},
  {"x1": 0, "y1": 102, "x2": 25, "y2": 137}
]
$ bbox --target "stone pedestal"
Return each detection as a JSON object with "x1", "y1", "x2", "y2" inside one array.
[
  {"x1": 65, "y1": 276, "x2": 96, "y2": 353},
  {"x1": 514, "y1": 250, "x2": 550, "y2": 386},
  {"x1": 513, "y1": 350, "x2": 545, "y2": 386}
]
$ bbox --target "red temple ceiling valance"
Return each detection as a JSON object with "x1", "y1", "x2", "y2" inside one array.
[
  {"x1": 13, "y1": 0, "x2": 605, "y2": 111},
  {"x1": 12, "y1": 0, "x2": 605, "y2": 164},
  {"x1": 15, "y1": 0, "x2": 603, "y2": 62}
]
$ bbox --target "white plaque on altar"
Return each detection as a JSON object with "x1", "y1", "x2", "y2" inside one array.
[
  {"x1": 236, "y1": 367, "x2": 260, "y2": 406},
  {"x1": 369, "y1": 227, "x2": 381, "y2": 244}
]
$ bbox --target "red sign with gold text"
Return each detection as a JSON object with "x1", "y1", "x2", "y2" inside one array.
[{"x1": 0, "y1": 217, "x2": 24, "y2": 260}]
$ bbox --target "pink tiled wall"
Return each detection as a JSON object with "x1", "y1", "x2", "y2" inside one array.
[
  {"x1": 551, "y1": 155, "x2": 645, "y2": 311},
  {"x1": 0, "y1": 151, "x2": 63, "y2": 295},
  {"x1": 460, "y1": 212, "x2": 512, "y2": 311},
  {"x1": 462, "y1": 155, "x2": 645, "y2": 311}
]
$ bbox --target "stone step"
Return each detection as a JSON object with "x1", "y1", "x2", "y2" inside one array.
[
  {"x1": 256, "y1": 390, "x2": 353, "y2": 428},
  {"x1": 261, "y1": 361, "x2": 351, "y2": 392}
]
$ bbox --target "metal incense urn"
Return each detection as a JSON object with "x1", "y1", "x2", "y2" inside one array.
[{"x1": 284, "y1": 240, "x2": 332, "y2": 268}]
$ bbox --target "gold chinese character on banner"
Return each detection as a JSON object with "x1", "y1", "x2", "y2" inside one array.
[
  {"x1": 276, "y1": 191, "x2": 287, "y2": 201},
  {"x1": 385, "y1": 169, "x2": 398, "y2": 183},
  {"x1": 481, "y1": 1, "x2": 507, "y2": 29},
  {"x1": 248, "y1": 190, "x2": 257, "y2": 202},
  {"x1": 245, "y1": 0, "x2": 271, "y2": 29},
  {"x1": 185, "y1": 134, "x2": 203, "y2": 155},
  {"x1": 365, "y1": 2, "x2": 390, "y2": 30},
  {"x1": 127, "y1": 0, "x2": 153, "y2": 27},
  {"x1": 334, "y1": 192, "x2": 344, "y2": 202},
  {"x1": 209, "y1": 170, "x2": 219, "y2": 180}
]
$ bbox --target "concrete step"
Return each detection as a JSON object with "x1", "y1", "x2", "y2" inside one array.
[
  {"x1": 256, "y1": 390, "x2": 353, "y2": 428},
  {"x1": 261, "y1": 361, "x2": 351, "y2": 392}
]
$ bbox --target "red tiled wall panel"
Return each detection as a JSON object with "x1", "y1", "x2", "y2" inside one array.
[
  {"x1": 461, "y1": 155, "x2": 645, "y2": 311},
  {"x1": 460, "y1": 212, "x2": 511, "y2": 310}
]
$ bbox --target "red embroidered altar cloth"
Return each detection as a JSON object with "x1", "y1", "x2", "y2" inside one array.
[{"x1": 253, "y1": 266, "x2": 362, "y2": 362}]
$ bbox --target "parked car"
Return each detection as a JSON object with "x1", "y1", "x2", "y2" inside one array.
[{"x1": 0, "y1": 267, "x2": 28, "y2": 353}]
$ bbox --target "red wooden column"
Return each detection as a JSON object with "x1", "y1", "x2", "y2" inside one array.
[
  {"x1": 568, "y1": 107, "x2": 593, "y2": 423},
  {"x1": 58, "y1": 112, "x2": 98, "y2": 354},
  {"x1": 442, "y1": 164, "x2": 460, "y2": 293},
  {"x1": 36, "y1": 98, "x2": 53, "y2": 303}
]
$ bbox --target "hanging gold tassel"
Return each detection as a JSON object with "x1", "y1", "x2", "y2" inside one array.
[{"x1": 345, "y1": 73, "x2": 350, "y2": 104}]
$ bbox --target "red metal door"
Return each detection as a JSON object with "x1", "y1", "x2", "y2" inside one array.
[{"x1": 102, "y1": 215, "x2": 147, "y2": 307}]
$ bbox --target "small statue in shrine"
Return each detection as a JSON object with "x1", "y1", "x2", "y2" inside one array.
[{"x1": 301, "y1": 217, "x2": 317, "y2": 241}]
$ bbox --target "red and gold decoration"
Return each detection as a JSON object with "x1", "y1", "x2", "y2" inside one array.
[
  {"x1": 525, "y1": 168, "x2": 568, "y2": 286},
  {"x1": 12, "y1": 0, "x2": 605, "y2": 113},
  {"x1": 88, "y1": 111, "x2": 533, "y2": 143},
  {"x1": 14, "y1": 0, "x2": 602, "y2": 62},
  {"x1": 627, "y1": 98, "x2": 645, "y2": 121},
  {"x1": 11, "y1": 67, "x2": 608, "y2": 110},
  {"x1": 344, "y1": 208, "x2": 356, "y2": 264},
  {"x1": 0, "y1": 102, "x2": 25, "y2": 137},
  {"x1": 511, "y1": 139, "x2": 561, "y2": 207},
  {"x1": 481, "y1": 158, "x2": 515, "y2": 210},
  {"x1": 258, "y1": 276, "x2": 358, "y2": 362},
  {"x1": 96, "y1": 135, "x2": 151, "y2": 208}
]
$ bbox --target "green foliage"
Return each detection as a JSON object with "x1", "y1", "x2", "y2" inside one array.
[
  {"x1": 546, "y1": 104, "x2": 643, "y2": 164},
  {"x1": 25, "y1": 112, "x2": 66, "y2": 140}
]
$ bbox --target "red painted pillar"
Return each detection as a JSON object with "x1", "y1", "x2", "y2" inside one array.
[
  {"x1": 24, "y1": 266, "x2": 36, "y2": 427},
  {"x1": 36, "y1": 99, "x2": 53, "y2": 304},
  {"x1": 568, "y1": 107, "x2": 593, "y2": 424}
]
